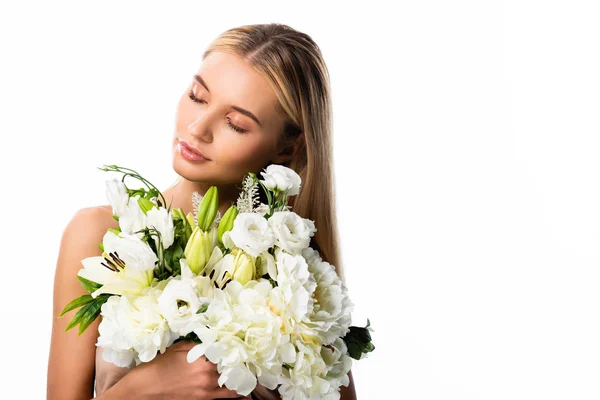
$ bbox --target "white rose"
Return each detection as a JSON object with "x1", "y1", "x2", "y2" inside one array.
[
  {"x1": 268, "y1": 211, "x2": 316, "y2": 254},
  {"x1": 226, "y1": 213, "x2": 275, "y2": 257},
  {"x1": 145, "y1": 207, "x2": 175, "y2": 249},
  {"x1": 259, "y1": 165, "x2": 302, "y2": 196}
]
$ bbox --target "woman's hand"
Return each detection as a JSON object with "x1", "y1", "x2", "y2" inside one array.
[{"x1": 123, "y1": 340, "x2": 249, "y2": 400}]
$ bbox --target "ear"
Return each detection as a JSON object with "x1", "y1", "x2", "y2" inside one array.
[{"x1": 271, "y1": 132, "x2": 305, "y2": 164}]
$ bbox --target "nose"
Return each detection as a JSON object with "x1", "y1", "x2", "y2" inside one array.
[{"x1": 187, "y1": 113, "x2": 213, "y2": 143}]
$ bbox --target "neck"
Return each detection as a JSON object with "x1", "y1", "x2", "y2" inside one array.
[{"x1": 162, "y1": 178, "x2": 240, "y2": 217}]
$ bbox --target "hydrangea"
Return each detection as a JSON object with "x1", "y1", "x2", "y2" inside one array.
[
  {"x1": 97, "y1": 286, "x2": 178, "y2": 368},
  {"x1": 187, "y1": 280, "x2": 287, "y2": 396}
]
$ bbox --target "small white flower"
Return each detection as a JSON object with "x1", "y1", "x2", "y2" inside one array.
[
  {"x1": 268, "y1": 211, "x2": 316, "y2": 255},
  {"x1": 145, "y1": 207, "x2": 175, "y2": 249},
  {"x1": 118, "y1": 195, "x2": 147, "y2": 237},
  {"x1": 254, "y1": 203, "x2": 270, "y2": 216},
  {"x1": 225, "y1": 213, "x2": 275, "y2": 257},
  {"x1": 105, "y1": 179, "x2": 130, "y2": 217},
  {"x1": 260, "y1": 165, "x2": 302, "y2": 196}
]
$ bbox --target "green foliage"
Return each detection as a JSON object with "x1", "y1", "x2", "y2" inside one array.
[
  {"x1": 78, "y1": 276, "x2": 102, "y2": 293},
  {"x1": 342, "y1": 319, "x2": 375, "y2": 360},
  {"x1": 62, "y1": 294, "x2": 110, "y2": 335}
]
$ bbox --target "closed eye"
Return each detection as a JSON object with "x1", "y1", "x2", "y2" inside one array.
[
  {"x1": 188, "y1": 90, "x2": 248, "y2": 134},
  {"x1": 188, "y1": 90, "x2": 206, "y2": 104}
]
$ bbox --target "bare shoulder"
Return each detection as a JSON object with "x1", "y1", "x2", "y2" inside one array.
[
  {"x1": 65, "y1": 205, "x2": 117, "y2": 237},
  {"x1": 52, "y1": 204, "x2": 118, "y2": 313},
  {"x1": 47, "y1": 205, "x2": 119, "y2": 399}
]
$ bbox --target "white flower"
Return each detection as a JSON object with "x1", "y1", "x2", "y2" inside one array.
[
  {"x1": 187, "y1": 280, "x2": 284, "y2": 396},
  {"x1": 302, "y1": 247, "x2": 353, "y2": 345},
  {"x1": 254, "y1": 203, "x2": 270, "y2": 216},
  {"x1": 118, "y1": 195, "x2": 148, "y2": 237},
  {"x1": 96, "y1": 296, "x2": 136, "y2": 368},
  {"x1": 97, "y1": 287, "x2": 178, "y2": 368},
  {"x1": 268, "y1": 251, "x2": 317, "y2": 337},
  {"x1": 145, "y1": 207, "x2": 175, "y2": 249},
  {"x1": 225, "y1": 213, "x2": 275, "y2": 257},
  {"x1": 268, "y1": 211, "x2": 316, "y2": 255},
  {"x1": 278, "y1": 340, "x2": 331, "y2": 399},
  {"x1": 260, "y1": 164, "x2": 302, "y2": 196},
  {"x1": 105, "y1": 179, "x2": 129, "y2": 217},
  {"x1": 157, "y1": 278, "x2": 204, "y2": 336},
  {"x1": 77, "y1": 231, "x2": 155, "y2": 298},
  {"x1": 321, "y1": 338, "x2": 352, "y2": 391},
  {"x1": 105, "y1": 231, "x2": 158, "y2": 271}
]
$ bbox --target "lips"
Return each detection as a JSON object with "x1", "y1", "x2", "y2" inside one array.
[{"x1": 178, "y1": 140, "x2": 211, "y2": 161}]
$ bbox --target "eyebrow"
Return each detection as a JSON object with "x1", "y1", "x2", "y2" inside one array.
[{"x1": 194, "y1": 74, "x2": 262, "y2": 127}]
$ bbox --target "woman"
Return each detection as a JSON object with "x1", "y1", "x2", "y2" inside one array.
[{"x1": 47, "y1": 23, "x2": 357, "y2": 399}]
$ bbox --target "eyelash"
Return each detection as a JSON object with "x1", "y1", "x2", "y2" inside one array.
[{"x1": 188, "y1": 90, "x2": 248, "y2": 134}]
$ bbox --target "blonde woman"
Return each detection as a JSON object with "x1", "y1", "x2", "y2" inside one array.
[{"x1": 47, "y1": 23, "x2": 357, "y2": 400}]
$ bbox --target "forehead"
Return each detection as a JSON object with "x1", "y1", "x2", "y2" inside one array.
[{"x1": 197, "y1": 51, "x2": 279, "y2": 117}]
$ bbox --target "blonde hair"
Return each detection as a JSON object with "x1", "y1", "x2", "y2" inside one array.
[{"x1": 204, "y1": 23, "x2": 344, "y2": 281}]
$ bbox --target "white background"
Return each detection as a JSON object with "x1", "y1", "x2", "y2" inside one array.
[{"x1": 1, "y1": 1, "x2": 599, "y2": 399}]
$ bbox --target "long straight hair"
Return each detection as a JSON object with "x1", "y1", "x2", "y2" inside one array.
[{"x1": 204, "y1": 23, "x2": 344, "y2": 281}]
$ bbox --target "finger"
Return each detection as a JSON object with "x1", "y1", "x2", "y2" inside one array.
[{"x1": 171, "y1": 340, "x2": 197, "y2": 351}]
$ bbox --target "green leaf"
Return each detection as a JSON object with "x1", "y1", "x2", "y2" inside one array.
[
  {"x1": 342, "y1": 319, "x2": 375, "y2": 360},
  {"x1": 346, "y1": 341, "x2": 362, "y2": 360},
  {"x1": 98, "y1": 243, "x2": 104, "y2": 252},
  {"x1": 78, "y1": 296, "x2": 109, "y2": 335},
  {"x1": 65, "y1": 300, "x2": 95, "y2": 332},
  {"x1": 59, "y1": 294, "x2": 93, "y2": 317},
  {"x1": 196, "y1": 303, "x2": 209, "y2": 314},
  {"x1": 77, "y1": 276, "x2": 102, "y2": 293}
]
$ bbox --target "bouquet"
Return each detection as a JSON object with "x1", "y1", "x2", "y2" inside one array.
[{"x1": 60, "y1": 164, "x2": 375, "y2": 399}]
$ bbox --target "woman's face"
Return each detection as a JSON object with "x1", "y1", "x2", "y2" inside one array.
[{"x1": 172, "y1": 51, "x2": 288, "y2": 186}]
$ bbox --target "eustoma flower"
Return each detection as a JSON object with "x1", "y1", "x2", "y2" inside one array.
[
  {"x1": 259, "y1": 164, "x2": 302, "y2": 195},
  {"x1": 268, "y1": 211, "x2": 317, "y2": 255},
  {"x1": 224, "y1": 213, "x2": 275, "y2": 257}
]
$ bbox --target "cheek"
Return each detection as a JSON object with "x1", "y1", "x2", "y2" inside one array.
[
  {"x1": 174, "y1": 98, "x2": 193, "y2": 131},
  {"x1": 216, "y1": 135, "x2": 274, "y2": 171}
]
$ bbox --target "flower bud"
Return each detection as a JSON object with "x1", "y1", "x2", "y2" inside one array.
[
  {"x1": 137, "y1": 197, "x2": 155, "y2": 215},
  {"x1": 196, "y1": 186, "x2": 219, "y2": 231},
  {"x1": 172, "y1": 208, "x2": 192, "y2": 243},
  {"x1": 217, "y1": 205, "x2": 239, "y2": 247},
  {"x1": 186, "y1": 212, "x2": 195, "y2": 228},
  {"x1": 230, "y1": 248, "x2": 255, "y2": 285},
  {"x1": 184, "y1": 226, "x2": 217, "y2": 275}
]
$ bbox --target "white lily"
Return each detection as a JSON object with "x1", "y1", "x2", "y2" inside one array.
[{"x1": 78, "y1": 231, "x2": 156, "y2": 298}]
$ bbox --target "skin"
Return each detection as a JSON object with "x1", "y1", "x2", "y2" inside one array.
[{"x1": 47, "y1": 51, "x2": 357, "y2": 400}]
